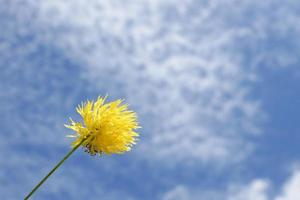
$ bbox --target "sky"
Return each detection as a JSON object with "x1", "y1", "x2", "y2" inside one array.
[{"x1": 0, "y1": 0, "x2": 299, "y2": 199}]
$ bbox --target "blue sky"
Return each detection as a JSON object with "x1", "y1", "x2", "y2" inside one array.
[{"x1": 0, "y1": 1, "x2": 300, "y2": 199}]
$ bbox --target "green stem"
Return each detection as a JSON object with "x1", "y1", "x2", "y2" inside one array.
[{"x1": 24, "y1": 137, "x2": 88, "y2": 200}]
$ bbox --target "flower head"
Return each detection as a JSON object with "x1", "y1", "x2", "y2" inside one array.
[{"x1": 65, "y1": 96, "x2": 140, "y2": 155}]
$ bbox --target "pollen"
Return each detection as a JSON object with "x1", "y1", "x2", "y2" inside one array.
[{"x1": 65, "y1": 96, "x2": 140, "y2": 155}]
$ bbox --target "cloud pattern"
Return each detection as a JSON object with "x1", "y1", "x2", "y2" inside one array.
[{"x1": 0, "y1": 0, "x2": 299, "y2": 199}]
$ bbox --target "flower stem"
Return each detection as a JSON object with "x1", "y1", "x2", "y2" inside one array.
[{"x1": 24, "y1": 137, "x2": 88, "y2": 200}]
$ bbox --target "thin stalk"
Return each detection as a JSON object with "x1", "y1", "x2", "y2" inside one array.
[{"x1": 24, "y1": 137, "x2": 88, "y2": 200}]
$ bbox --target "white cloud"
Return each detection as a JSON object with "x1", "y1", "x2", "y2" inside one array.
[
  {"x1": 162, "y1": 170, "x2": 300, "y2": 200},
  {"x1": 162, "y1": 179, "x2": 270, "y2": 200},
  {"x1": 229, "y1": 170, "x2": 300, "y2": 200},
  {"x1": 275, "y1": 170, "x2": 300, "y2": 200},
  {"x1": 228, "y1": 179, "x2": 270, "y2": 200},
  {"x1": 163, "y1": 185, "x2": 189, "y2": 200},
  {"x1": 162, "y1": 185, "x2": 222, "y2": 200}
]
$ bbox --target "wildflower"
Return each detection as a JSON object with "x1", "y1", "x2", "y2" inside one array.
[
  {"x1": 25, "y1": 96, "x2": 140, "y2": 199},
  {"x1": 65, "y1": 96, "x2": 140, "y2": 155}
]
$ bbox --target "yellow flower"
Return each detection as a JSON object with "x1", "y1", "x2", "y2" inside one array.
[{"x1": 65, "y1": 96, "x2": 140, "y2": 155}]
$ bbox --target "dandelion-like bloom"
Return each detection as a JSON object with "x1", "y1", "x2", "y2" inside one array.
[
  {"x1": 24, "y1": 96, "x2": 140, "y2": 199},
  {"x1": 65, "y1": 96, "x2": 140, "y2": 155}
]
